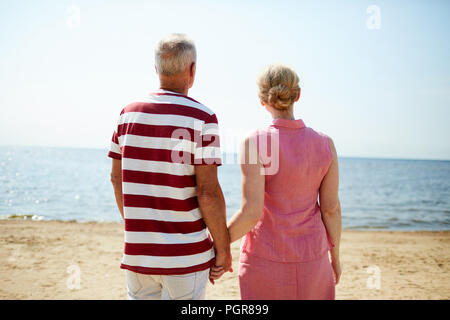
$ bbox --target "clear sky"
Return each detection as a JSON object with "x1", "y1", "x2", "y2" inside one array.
[{"x1": 1, "y1": 0, "x2": 449, "y2": 160}]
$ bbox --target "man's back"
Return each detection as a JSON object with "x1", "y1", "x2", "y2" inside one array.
[{"x1": 108, "y1": 89, "x2": 222, "y2": 275}]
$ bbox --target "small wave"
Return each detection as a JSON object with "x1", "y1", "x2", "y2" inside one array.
[
  {"x1": 1, "y1": 214, "x2": 45, "y2": 221},
  {"x1": 398, "y1": 207, "x2": 450, "y2": 214},
  {"x1": 345, "y1": 225, "x2": 387, "y2": 230},
  {"x1": 411, "y1": 218, "x2": 433, "y2": 225}
]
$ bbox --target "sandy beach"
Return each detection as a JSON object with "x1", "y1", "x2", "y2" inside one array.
[{"x1": 0, "y1": 220, "x2": 449, "y2": 300}]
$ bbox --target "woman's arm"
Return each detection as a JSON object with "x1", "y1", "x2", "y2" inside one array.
[
  {"x1": 209, "y1": 136, "x2": 265, "y2": 282},
  {"x1": 227, "y1": 136, "x2": 265, "y2": 243},
  {"x1": 319, "y1": 137, "x2": 342, "y2": 284}
]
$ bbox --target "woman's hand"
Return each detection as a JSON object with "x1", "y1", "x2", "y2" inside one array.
[{"x1": 331, "y1": 257, "x2": 342, "y2": 285}]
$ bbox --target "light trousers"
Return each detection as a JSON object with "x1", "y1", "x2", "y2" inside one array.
[{"x1": 125, "y1": 269, "x2": 209, "y2": 300}]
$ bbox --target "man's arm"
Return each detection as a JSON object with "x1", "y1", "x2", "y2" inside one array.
[
  {"x1": 195, "y1": 165, "x2": 231, "y2": 272},
  {"x1": 110, "y1": 159, "x2": 124, "y2": 219}
]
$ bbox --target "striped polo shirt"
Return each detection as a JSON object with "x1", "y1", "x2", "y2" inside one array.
[{"x1": 108, "y1": 89, "x2": 221, "y2": 275}]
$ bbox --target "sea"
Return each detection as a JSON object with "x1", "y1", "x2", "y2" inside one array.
[{"x1": 1, "y1": 146, "x2": 449, "y2": 231}]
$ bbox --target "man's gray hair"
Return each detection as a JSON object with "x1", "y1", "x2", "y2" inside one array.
[{"x1": 155, "y1": 33, "x2": 197, "y2": 76}]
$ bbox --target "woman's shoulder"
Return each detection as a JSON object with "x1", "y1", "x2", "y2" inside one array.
[
  {"x1": 303, "y1": 127, "x2": 334, "y2": 159},
  {"x1": 240, "y1": 127, "x2": 277, "y2": 156},
  {"x1": 303, "y1": 126, "x2": 331, "y2": 142},
  {"x1": 244, "y1": 126, "x2": 275, "y2": 140}
]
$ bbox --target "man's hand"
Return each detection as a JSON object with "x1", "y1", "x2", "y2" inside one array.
[{"x1": 209, "y1": 249, "x2": 233, "y2": 285}]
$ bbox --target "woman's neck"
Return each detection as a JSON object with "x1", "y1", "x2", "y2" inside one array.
[
  {"x1": 270, "y1": 109, "x2": 295, "y2": 120},
  {"x1": 272, "y1": 114, "x2": 295, "y2": 120}
]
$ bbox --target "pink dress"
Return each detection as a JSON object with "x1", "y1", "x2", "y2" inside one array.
[{"x1": 239, "y1": 118, "x2": 335, "y2": 300}]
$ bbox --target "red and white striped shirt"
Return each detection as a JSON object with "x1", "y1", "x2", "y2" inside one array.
[{"x1": 108, "y1": 89, "x2": 221, "y2": 275}]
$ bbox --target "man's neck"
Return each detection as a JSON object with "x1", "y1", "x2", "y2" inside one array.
[
  {"x1": 159, "y1": 84, "x2": 189, "y2": 96},
  {"x1": 158, "y1": 70, "x2": 192, "y2": 96},
  {"x1": 159, "y1": 86, "x2": 188, "y2": 96}
]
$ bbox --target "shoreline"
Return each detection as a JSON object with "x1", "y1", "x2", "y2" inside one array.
[
  {"x1": 4, "y1": 144, "x2": 450, "y2": 162},
  {"x1": 1, "y1": 220, "x2": 449, "y2": 299},
  {"x1": 2, "y1": 216, "x2": 449, "y2": 232}
]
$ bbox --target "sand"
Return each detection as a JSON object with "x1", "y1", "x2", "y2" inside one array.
[{"x1": 0, "y1": 220, "x2": 449, "y2": 300}]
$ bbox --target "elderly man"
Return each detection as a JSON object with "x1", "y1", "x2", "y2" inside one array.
[{"x1": 108, "y1": 33, "x2": 231, "y2": 300}]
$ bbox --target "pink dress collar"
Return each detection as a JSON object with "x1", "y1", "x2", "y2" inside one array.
[{"x1": 271, "y1": 118, "x2": 306, "y2": 129}]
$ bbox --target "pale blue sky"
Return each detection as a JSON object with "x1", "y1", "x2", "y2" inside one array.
[{"x1": 1, "y1": 0, "x2": 449, "y2": 159}]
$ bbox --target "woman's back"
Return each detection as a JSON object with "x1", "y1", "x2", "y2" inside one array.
[
  {"x1": 225, "y1": 63, "x2": 340, "y2": 299},
  {"x1": 241, "y1": 118, "x2": 333, "y2": 262}
]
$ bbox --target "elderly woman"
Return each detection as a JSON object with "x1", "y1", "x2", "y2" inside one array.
[{"x1": 213, "y1": 64, "x2": 342, "y2": 300}]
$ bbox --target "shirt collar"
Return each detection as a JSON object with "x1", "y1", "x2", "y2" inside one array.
[
  {"x1": 152, "y1": 88, "x2": 182, "y2": 95},
  {"x1": 271, "y1": 118, "x2": 306, "y2": 129},
  {"x1": 161, "y1": 88, "x2": 179, "y2": 93}
]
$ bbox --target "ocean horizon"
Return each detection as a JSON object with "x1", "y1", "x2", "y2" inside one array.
[{"x1": 1, "y1": 145, "x2": 449, "y2": 231}]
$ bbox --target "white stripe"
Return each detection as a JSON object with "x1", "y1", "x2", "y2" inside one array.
[
  {"x1": 195, "y1": 146, "x2": 222, "y2": 160},
  {"x1": 118, "y1": 134, "x2": 195, "y2": 153},
  {"x1": 119, "y1": 112, "x2": 205, "y2": 131},
  {"x1": 122, "y1": 158, "x2": 194, "y2": 176},
  {"x1": 122, "y1": 249, "x2": 214, "y2": 269},
  {"x1": 110, "y1": 141, "x2": 121, "y2": 154},
  {"x1": 124, "y1": 230, "x2": 208, "y2": 244},
  {"x1": 124, "y1": 207, "x2": 202, "y2": 222},
  {"x1": 123, "y1": 182, "x2": 196, "y2": 200},
  {"x1": 202, "y1": 123, "x2": 220, "y2": 136},
  {"x1": 139, "y1": 94, "x2": 214, "y2": 116}
]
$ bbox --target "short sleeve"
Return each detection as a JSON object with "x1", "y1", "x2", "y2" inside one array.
[
  {"x1": 194, "y1": 114, "x2": 222, "y2": 165},
  {"x1": 107, "y1": 130, "x2": 122, "y2": 160}
]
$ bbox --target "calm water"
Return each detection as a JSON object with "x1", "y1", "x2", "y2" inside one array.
[{"x1": 1, "y1": 146, "x2": 449, "y2": 230}]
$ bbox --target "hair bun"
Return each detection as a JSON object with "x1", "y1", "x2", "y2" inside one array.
[
  {"x1": 257, "y1": 64, "x2": 300, "y2": 110},
  {"x1": 268, "y1": 84, "x2": 292, "y2": 110}
]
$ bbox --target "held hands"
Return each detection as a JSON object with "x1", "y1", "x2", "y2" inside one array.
[{"x1": 209, "y1": 248, "x2": 233, "y2": 285}]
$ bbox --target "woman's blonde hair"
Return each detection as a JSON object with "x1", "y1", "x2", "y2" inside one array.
[{"x1": 257, "y1": 64, "x2": 300, "y2": 110}]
